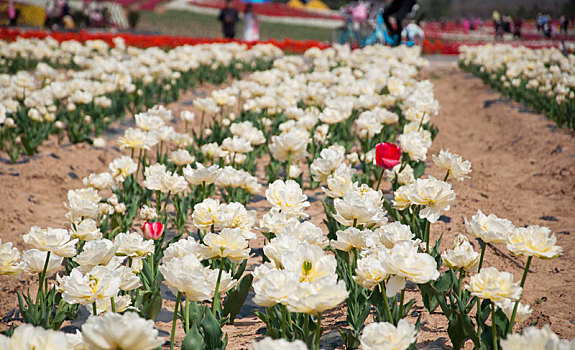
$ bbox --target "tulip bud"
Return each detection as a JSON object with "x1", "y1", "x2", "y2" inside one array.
[
  {"x1": 289, "y1": 165, "x2": 302, "y2": 178},
  {"x1": 139, "y1": 205, "x2": 157, "y2": 221},
  {"x1": 5, "y1": 118, "x2": 16, "y2": 128},
  {"x1": 347, "y1": 152, "x2": 360, "y2": 164},
  {"x1": 93, "y1": 137, "x2": 106, "y2": 148},
  {"x1": 375, "y1": 142, "x2": 402, "y2": 169},
  {"x1": 28, "y1": 108, "x2": 42, "y2": 122},
  {"x1": 43, "y1": 113, "x2": 55, "y2": 122},
  {"x1": 143, "y1": 221, "x2": 164, "y2": 240}
]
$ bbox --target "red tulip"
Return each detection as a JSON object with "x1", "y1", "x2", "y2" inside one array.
[
  {"x1": 375, "y1": 142, "x2": 401, "y2": 169},
  {"x1": 143, "y1": 221, "x2": 164, "y2": 240}
]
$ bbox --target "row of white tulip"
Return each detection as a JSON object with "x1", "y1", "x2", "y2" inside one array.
[{"x1": 458, "y1": 44, "x2": 575, "y2": 130}]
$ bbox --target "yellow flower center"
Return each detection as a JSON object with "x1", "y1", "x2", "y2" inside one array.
[
  {"x1": 88, "y1": 275, "x2": 99, "y2": 294},
  {"x1": 300, "y1": 260, "x2": 314, "y2": 282}
]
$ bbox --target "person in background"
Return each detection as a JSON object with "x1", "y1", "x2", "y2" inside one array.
[
  {"x1": 472, "y1": 17, "x2": 481, "y2": 31},
  {"x1": 382, "y1": 0, "x2": 417, "y2": 46},
  {"x1": 218, "y1": 0, "x2": 239, "y2": 39},
  {"x1": 536, "y1": 13, "x2": 543, "y2": 32},
  {"x1": 462, "y1": 15, "x2": 470, "y2": 33},
  {"x1": 513, "y1": 16, "x2": 522, "y2": 38},
  {"x1": 542, "y1": 15, "x2": 551, "y2": 39},
  {"x1": 560, "y1": 15, "x2": 569, "y2": 35},
  {"x1": 45, "y1": 0, "x2": 60, "y2": 29},
  {"x1": 242, "y1": 3, "x2": 259, "y2": 42},
  {"x1": 8, "y1": 0, "x2": 18, "y2": 26},
  {"x1": 492, "y1": 10, "x2": 502, "y2": 39},
  {"x1": 63, "y1": 14, "x2": 74, "y2": 30},
  {"x1": 502, "y1": 15, "x2": 512, "y2": 34},
  {"x1": 439, "y1": 16, "x2": 446, "y2": 29}
]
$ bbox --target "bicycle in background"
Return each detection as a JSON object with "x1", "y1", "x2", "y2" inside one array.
[
  {"x1": 329, "y1": 2, "x2": 370, "y2": 48},
  {"x1": 330, "y1": 2, "x2": 424, "y2": 49}
]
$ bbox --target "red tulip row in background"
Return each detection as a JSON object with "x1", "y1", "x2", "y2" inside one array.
[
  {"x1": 1, "y1": 28, "x2": 566, "y2": 55},
  {"x1": 0, "y1": 28, "x2": 330, "y2": 53},
  {"x1": 0, "y1": 28, "x2": 454, "y2": 54}
]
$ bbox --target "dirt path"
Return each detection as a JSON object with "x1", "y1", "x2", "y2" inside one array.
[
  {"x1": 423, "y1": 57, "x2": 575, "y2": 340},
  {"x1": 0, "y1": 58, "x2": 573, "y2": 348}
]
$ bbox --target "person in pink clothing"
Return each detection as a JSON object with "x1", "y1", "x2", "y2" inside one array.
[
  {"x1": 242, "y1": 3, "x2": 259, "y2": 42},
  {"x1": 8, "y1": 0, "x2": 18, "y2": 26}
]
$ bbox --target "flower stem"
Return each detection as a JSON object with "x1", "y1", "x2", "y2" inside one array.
[
  {"x1": 477, "y1": 242, "x2": 486, "y2": 272},
  {"x1": 135, "y1": 149, "x2": 143, "y2": 182},
  {"x1": 492, "y1": 301, "x2": 498, "y2": 350},
  {"x1": 111, "y1": 297, "x2": 116, "y2": 313},
  {"x1": 304, "y1": 315, "x2": 309, "y2": 345},
  {"x1": 184, "y1": 298, "x2": 190, "y2": 332},
  {"x1": 211, "y1": 258, "x2": 225, "y2": 316},
  {"x1": 458, "y1": 270, "x2": 465, "y2": 301},
  {"x1": 399, "y1": 288, "x2": 405, "y2": 319},
  {"x1": 424, "y1": 219, "x2": 431, "y2": 253},
  {"x1": 476, "y1": 298, "x2": 483, "y2": 339},
  {"x1": 93, "y1": 301, "x2": 98, "y2": 315},
  {"x1": 443, "y1": 170, "x2": 450, "y2": 182},
  {"x1": 156, "y1": 191, "x2": 161, "y2": 214},
  {"x1": 315, "y1": 313, "x2": 322, "y2": 350},
  {"x1": 506, "y1": 256, "x2": 532, "y2": 334},
  {"x1": 36, "y1": 251, "x2": 51, "y2": 305},
  {"x1": 162, "y1": 191, "x2": 171, "y2": 222},
  {"x1": 380, "y1": 282, "x2": 394, "y2": 323},
  {"x1": 375, "y1": 167, "x2": 385, "y2": 191},
  {"x1": 281, "y1": 304, "x2": 287, "y2": 339},
  {"x1": 287, "y1": 153, "x2": 291, "y2": 180},
  {"x1": 170, "y1": 291, "x2": 182, "y2": 350}
]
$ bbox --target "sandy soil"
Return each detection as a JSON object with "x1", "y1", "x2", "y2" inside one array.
[{"x1": 0, "y1": 59, "x2": 573, "y2": 349}]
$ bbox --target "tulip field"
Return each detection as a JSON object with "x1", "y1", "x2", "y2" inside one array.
[{"x1": 0, "y1": 34, "x2": 574, "y2": 350}]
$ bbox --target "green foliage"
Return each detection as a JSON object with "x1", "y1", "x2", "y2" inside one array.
[
  {"x1": 223, "y1": 274, "x2": 253, "y2": 324},
  {"x1": 17, "y1": 287, "x2": 78, "y2": 330},
  {"x1": 181, "y1": 303, "x2": 228, "y2": 350}
]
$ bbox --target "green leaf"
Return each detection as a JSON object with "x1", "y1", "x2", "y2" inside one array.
[
  {"x1": 233, "y1": 260, "x2": 248, "y2": 280},
  {"x1": 413, "y1": 161, "x2": 426, "y2": 179},
  {"x1": 340, "y1": 328, "x2": 361, "y2": 349},
  {"x1": 447, "y1": 314, "x2": 467, "y2": 349},
  {"x1": 181, "y1": 324, "x2": 205, "y2": 350},
  {"x1": 201, "y1": 310, "x2": 226, "y2": 349},
  {"x1": 142, "y1": 289, "x2": 163, "y2": 321},
  {"x1": 223, "y1": 274, "x2": 253, "y2": 324},
  {"x1": 420, "y1": 284, "x2": 440, "y2": 314},
  {"x1": 435, "y1": 271, "x2": 455, "y2": 293},
  {"x1": 402, "y1": 299, "x2": 417, "y2": 318}
]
